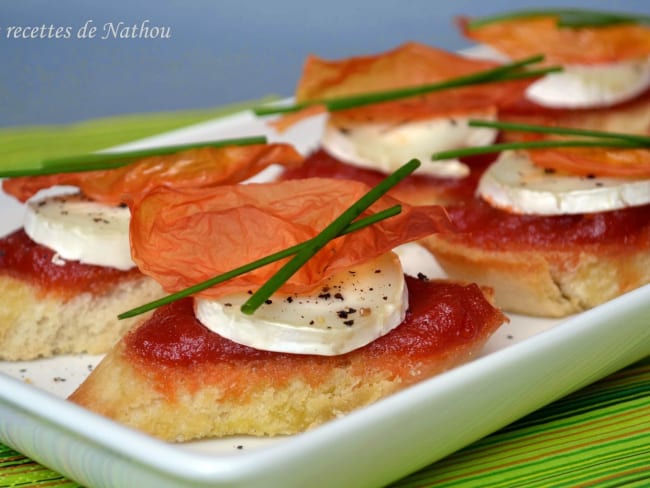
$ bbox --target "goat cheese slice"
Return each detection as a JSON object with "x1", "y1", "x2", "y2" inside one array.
[
  {"x1": 526, "y1": 57, "x2": 650, "y2": 109},
  {"x1": 321, "y1": 114, "x2": 498, "y2": 178},
  {"x1": 195, "y1": 252, "x2": 407, "y2": 355},
  {"x1": 24, "y1": 193, "x2": 135, "y2": 270},
  {"x1": 477, "y1": 151, "x2": 650, "y2": 215}
]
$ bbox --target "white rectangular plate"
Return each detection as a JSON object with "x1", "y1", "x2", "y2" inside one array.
[{"x1": 1, "y1": 108, "x2": 649, "y2": 488}]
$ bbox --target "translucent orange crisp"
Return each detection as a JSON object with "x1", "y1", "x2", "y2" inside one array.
[
  {"x1": 458, "y1": 16, "x2": 650, "y2": 65},
  {"x1": 527, "y1": 147, "x2": 650, "y2": 178},
  {"x1": 128, "y1": 178, "x2": 452, "y2": 298},
  {"x1": 273, "y1": 42, "x2": 530, "y2": 130},
  {"x1": 3, "y1": 143, "x2": 303, "y2": 205}
]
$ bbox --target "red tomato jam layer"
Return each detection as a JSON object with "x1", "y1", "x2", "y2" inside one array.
[
  {"x1": 0, "y1": 229, "x2": 143, "y2": 298},
  {"x1": 444, "y1": 199, "x2": 650, "y2": 250},
  {"x1": 125, "y1": 275, "x2": 505, "y2": 368},
  {"x1": 280, "y1": 149, "x2": 494, "y2": 203}
]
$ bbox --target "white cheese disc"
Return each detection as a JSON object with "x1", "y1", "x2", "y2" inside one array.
[
  {"x1": 477, "y1": 151, "x2": 650, "y2": 215},
  {"x1": 526, "y1": 57, "x2": 650, "y2": 109},
  {"x1": 24, "y1": 193, "x2": 135, "y2": 270},
  {"x1": 321, "y1": 114, "x2": 498, "y2": 178},
  {"x1": 194, "y1": 252, "x2": 408, "y2": 356}
]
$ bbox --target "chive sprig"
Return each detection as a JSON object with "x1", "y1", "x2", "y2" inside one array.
[
  {"x1": 430, "y1": 120, "x2": 650, "y2": 161},
  {"x1": 253, "y1": 55, "x2": 561, "y2": 116},
  {"x1": 241, "y1": 158, "x2": 419, "y2": 314},
  {"x1": 120, "y1": 159, "x2": 421, "y2": 319},
  {"x1": 467, "y1": 9, "x2": 650, "y2": 29},
  {"x1": 468, "y1": 120, "x2": 650, "y2": 144},
  {"x1": 0, "y1": 135, "x2": 267, "y2": 178},
  {"x1": 118, "y1": 204, "x2": 402, "y2": 319}
]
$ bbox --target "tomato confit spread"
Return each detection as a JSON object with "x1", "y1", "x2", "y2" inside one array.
[
  {"x1": 443, "y1": 199, "x2": 650, "y2": 250},
  {"x1": 0, "y1": 229, "x2": 142, "y2": 298},
  {"x1": 125, "y1": 275, "x2": 503, "y2": 368},
  {"x1": 280, "y1": 149, "x2": 494, "y2": 203}
]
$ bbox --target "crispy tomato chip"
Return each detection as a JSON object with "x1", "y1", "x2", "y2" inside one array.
[
  {"x1": 2, "y1": 143, "x2": 303, "y2": 205},
  {"x1": 129, "y1": 178, "x2": 453, "y2": 298},
  {"x1": 273, "y1": 42, "x2": 530, "y2": 130},
  {"x1": 527, "y1": 147, "x2": 650, "y2": 178},
  {"x1": 458, "y1": 16, "x2": 650, "y2": 65}
]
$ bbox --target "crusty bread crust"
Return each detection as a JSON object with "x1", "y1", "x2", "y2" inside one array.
[
  {"x1": 0, "y1": 274, "x2": 163, "y2": 360},
  {"x1": 422, "y1": 234, "x2": 650, "y2": 317},
  {"x1": 69, "y1": 330, "x2": 490, "y2": 441}
]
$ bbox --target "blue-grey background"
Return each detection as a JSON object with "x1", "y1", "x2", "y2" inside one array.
[{"x1": 2, "y1": 0, "x2": 649, "y2": 127}]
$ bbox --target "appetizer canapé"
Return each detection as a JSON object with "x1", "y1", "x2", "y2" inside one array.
[
  {"x1": 69, "y1": 171, "x2": 507, "y2": 440},
  {"x1": 0, "y1": 142, "x2": 302, "y2": 360}
]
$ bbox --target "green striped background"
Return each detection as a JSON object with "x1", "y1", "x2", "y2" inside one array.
[
  {"x1": 0, "y1": 97, "x2": 277, "y2": 172},
  {"x1": 390, "y1": 357, "x2": 650, "y2": 487}
]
